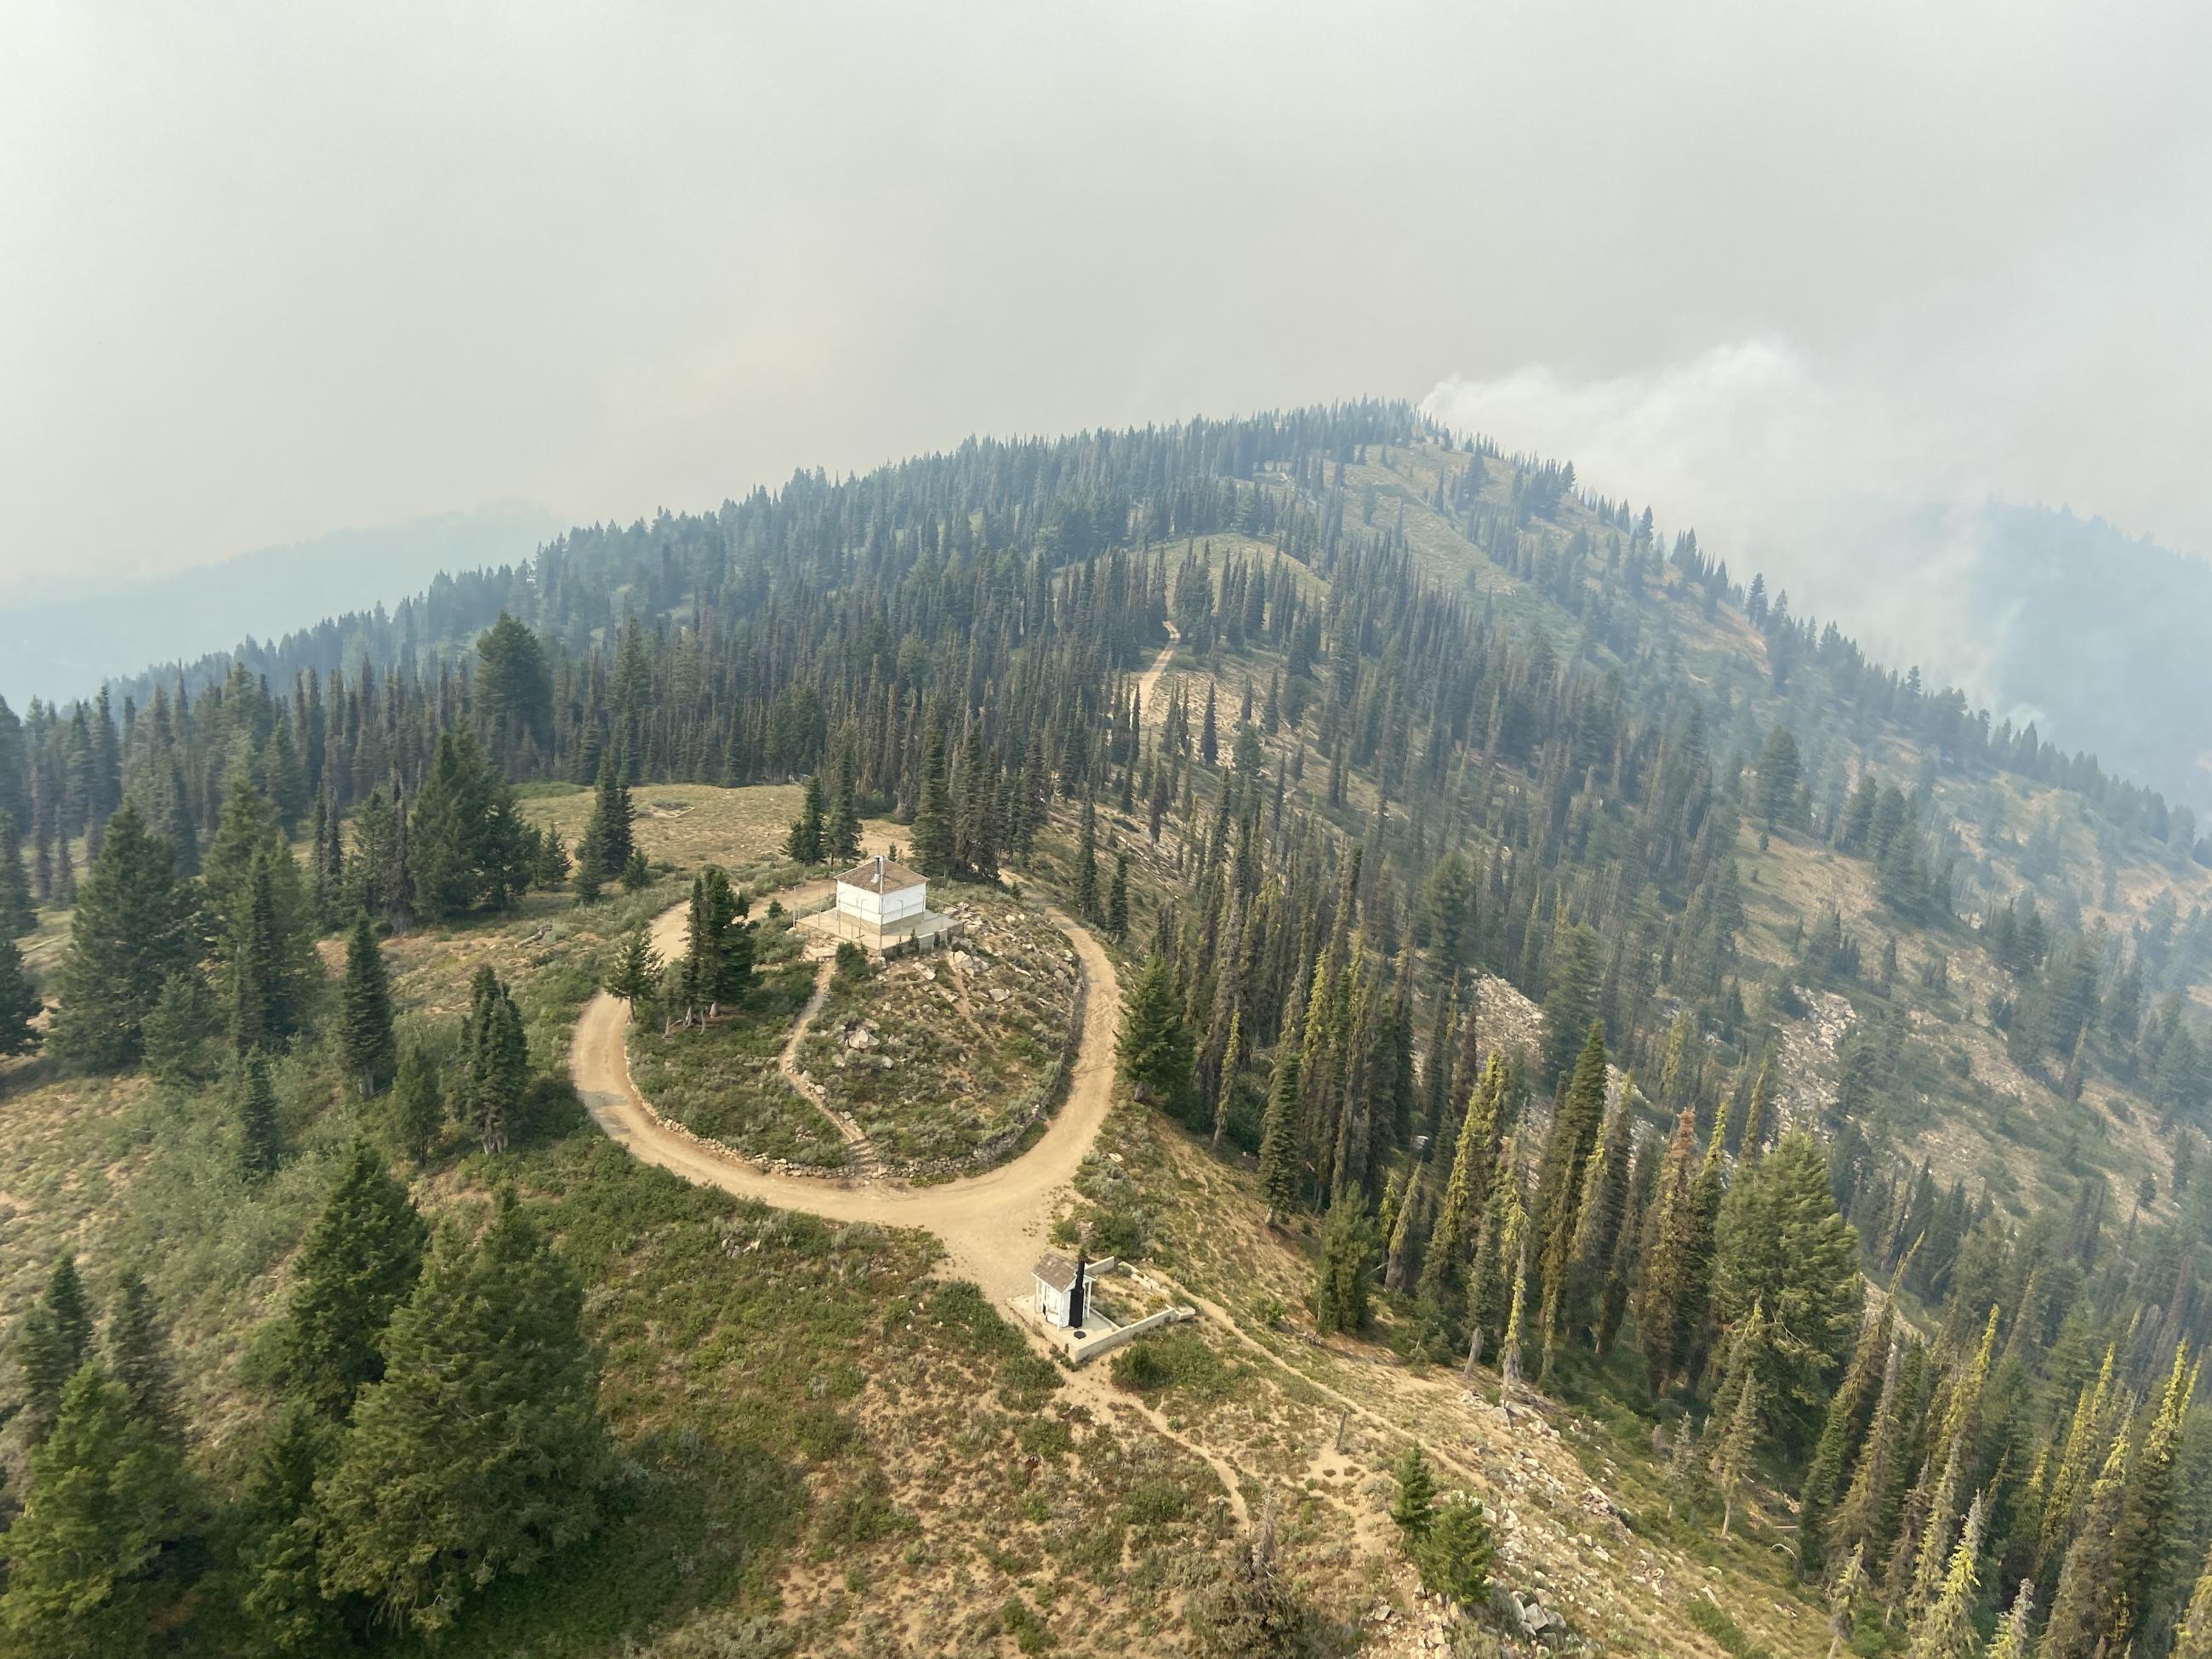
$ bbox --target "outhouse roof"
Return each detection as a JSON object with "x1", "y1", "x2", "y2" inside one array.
[{"x1": 1032, "y1": 1251, "x2": 1081, "y2": 1292}]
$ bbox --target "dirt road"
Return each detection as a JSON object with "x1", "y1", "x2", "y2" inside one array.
[
  {"x1": 1133, "y1": 623, "x2": 1179, "y2": 717},
  {"x1": 571, "y1": 885, "x2": 1123, "y2": 1307}
]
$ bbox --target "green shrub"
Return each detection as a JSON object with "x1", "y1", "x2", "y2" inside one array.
[
  {"x1": 1687, "y1": 1596, "x2": 1775, "y2": 1659},
  {"x1": 1000, "y1": 1597, "x2": 1056, "y2": 1653},
  {"x1": 1110, "y1": 1343, "x2": 1171, "y2": 1391},
  {"x1": 1120, "y1": 1474, "x2": 1189, "y2": 1526},
  {"x1": 1088, "y1": 1208, "x2": 1147, "y2": 1261}
]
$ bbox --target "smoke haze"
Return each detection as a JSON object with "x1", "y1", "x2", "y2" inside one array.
[{"x1": 5, "y1": 1, "x2": 2210, "y2": 734}]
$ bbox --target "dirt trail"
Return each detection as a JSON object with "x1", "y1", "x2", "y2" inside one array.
[
  {"x1": 573, "y1": 887, "x2": 1121, "y2": 1308},
  {"x1": 773, "y1": 956, "x2": 881, "y2": 1176},
  {"x1": 1158, "y1": 1276, "x2": 1496, "y2": 1497},
  {"x1": 1132, "y1": 624, "x2": 1179, "y2": 718}
]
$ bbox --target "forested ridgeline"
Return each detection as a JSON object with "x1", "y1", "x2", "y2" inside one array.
[{"x1": 10, "y1": 401, "x2": 2212, "y2": 1654}]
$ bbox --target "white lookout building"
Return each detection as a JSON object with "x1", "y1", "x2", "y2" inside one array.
[{"x1": 801, "y1": 854, "x2": 953, "y2": 954}]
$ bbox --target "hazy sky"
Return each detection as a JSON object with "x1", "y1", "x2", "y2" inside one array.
[{"x1": 5, "y1": 1, "x2": 2209, "y2": 615}]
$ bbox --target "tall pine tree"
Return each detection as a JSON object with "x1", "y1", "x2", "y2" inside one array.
[
  {"x1": 48, "y1": 802, "x2": 196, "y2": 1069},
  {"x1": 316, "y1": 1190, "x2": 615, "y2": 1636},
  {"x1": 339, "y1": 911, "x2": 397, "y2": 1096},
  {"x1": 280, "y1": 1139, "x2": 429, "y2": 1418}
]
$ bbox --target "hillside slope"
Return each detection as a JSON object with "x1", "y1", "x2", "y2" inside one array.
[{"x1": 7, "y1": 402, "x2": 2212, "y2": 1655}]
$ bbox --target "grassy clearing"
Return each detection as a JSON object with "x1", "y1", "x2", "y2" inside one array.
[
  {"x1": 624, "y1": 960, "x2": 847, "y2": 1169},
  {"x1": 518, "y1": 781, "x2": 907, "y2": 899},
  {"x1": 522, "y1": 783, "x2": 808, "y2": 881},
  {"x1": 797, "y1": 884, "x2": 1076, "y2": 1169}
]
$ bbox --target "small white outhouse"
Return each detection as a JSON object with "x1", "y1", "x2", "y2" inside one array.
[{"x1": 1031, "y1": 1251, "x2": 1089, "y2": 1330}]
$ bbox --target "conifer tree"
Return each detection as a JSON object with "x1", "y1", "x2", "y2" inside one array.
[
  {"x1": 140, "y1": 967, "x2": 216, "y2": 1082},
  {"x1": 0, "y1": 1363, "x2": 191, "y2": 1656},
  {"x1": 2113, "y1": 1341, "x2": 2196, "y2": 1645},
  {"x1": 1499, "y1": 1242, "x2": 1531, "y2": 1388},
  {"x1": 48, "y1": 801, "x2": 195, "y2": 1069},
  {"x1": 1902, "y1": 1493, "x2": 1985, "y2": 1659},
  {"x1": 227, "y1": 853, "x2": 293, "y2": 1054},
  {"x1": 786, "y1": 772, "x2": 825, "y2": 864},
  {"x1": 1539, "y1": 923, "x2": 1601, "y2": 1082},
  {"x1": 13, "y1": 1255, "x2": 94, "y2": 1443},
  {"x1": 2038, "y1": 1346, "x2": 2118, "y2": 1582},
  {"x1": 1826, "y1": 1545, "x2": 1868, "y2": 1659},
  {"x1": 1599, "y1": 1133, "x2": 1655, "y2": 1357},
  {"x1": 1712, "y1": 1302, "x2": 1768, "y2": 1539},
  {"x1": 1827, "y1": 1338, "x2": 1905, "y2": 1571},
  {"x1": 1758, "y1": 725, "x2": 1803, "y2": 828},
  {"x1": 1313, "y1": 1195, "x2": 1374, "y2": 1335},
  {"x1": 239, "y1": 1402, "x2": 343, "y2": 1655},
  {"x1": 105, "y1": 1271, "x2": 182, "y2": 1447},
  {"x1": 910, "y1": 724, "x2": 955, "y2": 878},
  {"x1": 1531, "y1": 1021, "x2": 1609, "y2": 1380},
  {"x1": 1712, "y1": 1129, "x2": 1861, "y2": 1455},
  {"x1": 1986, "y1": 1580, "x2": 2034, "y2": 1659},
  {"x1": 1257, "y1": 1050, "x2": 1302, "y2": 1222},
  {"x1": 201, "y1": 774, "x2": 291, "y2": 936},
  {"x1": 1210, "y1": 1008, "x2": 1242, "y2": 1150},
  {"x1": 572, "y1": 832, "x2": 605, "y2": 904},
  {"x1": 0, "y1": 807, "x2": 33, "y2": 938},
  {"x1": 1119, "y1": 951, "x2": 1193, "y2": 1110},
  {"x1": 586, "y1": 754, "x2": 635, "y2": 886},
  {"x1": 0, "y1": 934, "x2": 39, "y2": 1058},
  {"x1": 387, "y1": 1040, "x2": 445, "y2": 1162},
  {"x1": 1563, "y1": 1065, "x2": 1634, "y2": 1349},
  {"x1": 1468, "y1": 1136, "x2": 1526, "y2": 1362},
  {"x1": 1739, "y1": 1056, "x2": 1773, "y2": 1160},
  {"x1": 237, "y1": 1052, "x2": 281, "y2": 1179},
  {"x1": 281, "y1": 1139, "x2": 428, "y2": 1418},
  {"x1": 1108, "y1": 852, "x2": 1130, "y2": 941},
  {"x1": 339, "y1": 911, "x2": 397, "y2": 1096},
  {"x1": 1075, "y1": 795, "x2": 1100, "y2": 919},
  {"x1": 408, "y1": 728, "x2": 528, "y2": 919},
  {"x1": 955, "y1": 717, "x2": 999, "y2": 879},
  {"x1": 604, "y1": 924, "x2": 664, "y2": 1012},
  {"x1": 1412, "y1": 1493, "x2": 1494, "y2": 1607},
  {"x1": 1389, "y1": 1443, "x2": 1436, "y2": 1541},
  {"x1": 461, "y1": 966, "x2": 528, "y2": 1154},
  {"x1": 1799, "y1": 1294, "x2": 1895, "y2": 1573},
  {"x1": 531, "y1": 823, "x2": 572, "y2": 890},
  {"x1": 316, "y1": 1190, "x2": 615, "y2": 1635},
  {"x1": 2042, "y1": 1429, "x2": 2132, "y2": 1659},
  {"x1": 1383, "y1": 1166, "x2": 1428, "y2": 1294},
  {"x1": 1636, "y1": 1105, "x2": 1708, "y2": 1393},
  {"x1": 1896, "y1": 1441, "x2": 1964, "y2": 1628},
  {"x1": 44, "y1": 1251, "x2": 94, "y2": 1366},
  {"x1": 1422, "y1": 1052, "x2": 1505, "y2": 1300},
  {"x1": 675, "y1": 866, "x2": 749, "y2": 1018},
  {"x1": 2175, "y1": 1544, "x2": 2212, "y2": 1659},
  {"x1": 825, "y1": 757, "x2": 863, "y2": 864}
]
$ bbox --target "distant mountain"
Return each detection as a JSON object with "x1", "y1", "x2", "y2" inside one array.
[
  {"x1": 1966, "y1": 504, "x2": 2212, "y2": 819},
  {"x1": 0, "y1": 503, "x2": 564, "y2": 707}
]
